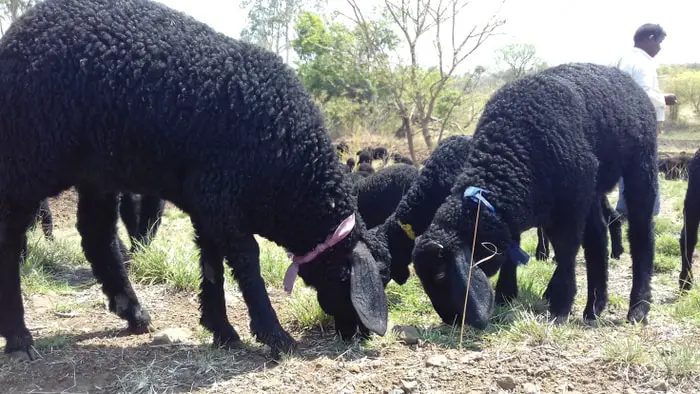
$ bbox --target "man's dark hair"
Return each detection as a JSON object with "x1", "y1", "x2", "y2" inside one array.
[{"x1": 633, "y1": 23, "x2": 666, "y2": 44}]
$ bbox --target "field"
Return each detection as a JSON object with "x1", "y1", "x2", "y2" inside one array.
[{"x1": 1, "y1": 132, "x2": 700, "y2": 394}]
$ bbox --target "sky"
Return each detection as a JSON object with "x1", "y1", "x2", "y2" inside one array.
[{"x1": 156, "y1": 0, "x2": 698, "y2": 70}]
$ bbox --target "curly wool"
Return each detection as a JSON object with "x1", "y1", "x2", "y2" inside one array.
[
  {"x1": 351, "y1": 164, "x2": 419, "y2": 229},
  {"x1": 0, "y1": 0, "x2": 389, "y2": 359},
  {"x1": 679, "y1": 148, "x2": 700, "y2": 291},
  {"x1": 414, "y1": 62, "x2": 659, "y2": 329}
]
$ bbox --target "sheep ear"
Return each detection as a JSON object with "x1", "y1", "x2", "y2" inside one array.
[{"x1": 350, "y1": 241, "x2": 388, "y2": 336}]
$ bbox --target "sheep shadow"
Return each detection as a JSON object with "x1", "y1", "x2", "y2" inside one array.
[{"x1": 1, "y1": 325, "x2": 377, "y2": 393}]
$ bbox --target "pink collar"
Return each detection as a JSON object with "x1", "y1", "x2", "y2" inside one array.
[{"x1": 283, "y1": 213, "x2": 356, "y2": 294}]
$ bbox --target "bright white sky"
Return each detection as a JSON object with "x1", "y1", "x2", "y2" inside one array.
[
  {"x1": 156, "y1": 0, "x2": 698, "y2": 69},
  {"x1": 147, "y1": 0, "x2": 698, "y2": 69}
]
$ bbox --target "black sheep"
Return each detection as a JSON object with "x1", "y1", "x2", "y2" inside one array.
[
  {"x1": 679, "y1": 148, "x2": 700, "y2": 291},
  {"x1": 0, "y1": 0, "x2": 390, "y2": 361},
  {"x1": 391, "y1": 152, "x2": 414, "y2": 166},
  {"x1": 357, "y1": 149, "x2": 373, "y2": 165},
  {"x1": 658, "y1": 153, "x2": 691, "y2": 180},
  {"x1": 118, "y1": 193, "x2": 166, "y2": 253},
  {"x1": 351, "y1": 164, "x2": 419, "y2": 229},
  {"x1": 370, "y1": 135, "x2": 475, "y2": 290},
  {"x1": 357, "y1": 162, "x2": 375, "y2": 176},
  {"x1": 412, "y1": 63, "x2": 658, "y2": 329},
  {"x1": 535, "y1": 196, "x2": 624, "y2": 261},
  {"x1": 344, "y1": 158, "x2": 356, "y2": 173}
]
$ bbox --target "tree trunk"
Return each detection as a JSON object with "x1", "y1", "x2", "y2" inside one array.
[
  {"x1": 405, "y1": 118, "x2": 416, "y2": 163},
  {"x1": 420, "y1": 118, "x2": 433, "y2": 150}
]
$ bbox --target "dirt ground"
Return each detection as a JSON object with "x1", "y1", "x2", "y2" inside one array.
[{"x1": 1, "y1": 182, "x2": 699, "y2": 394}]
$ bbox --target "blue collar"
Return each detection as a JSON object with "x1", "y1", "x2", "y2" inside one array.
[{"x1": 463, "y1": 186, "x2": 529, "y2": 266}]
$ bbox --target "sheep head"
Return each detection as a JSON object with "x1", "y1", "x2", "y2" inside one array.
[
  {"x1": 291, "y1": 213, "x2": 391, "y2": 340},
  {"x1": 412, "y1": 187, "x2": 515, "y2": 329}
]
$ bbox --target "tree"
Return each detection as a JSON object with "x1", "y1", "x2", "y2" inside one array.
[
  {"x1": 667, "y1": 70, "x2": 700, "y2": 119},
  {"x1": 292, "y1": 11, "x2": 397, "y2": 104},
  {"x1": 494, "y1": 43, "x2": 546, "y2": 82},
  {"x1": 344, "y1": 0, "x2": 506, "y2": 160},
  {"x1": 240, "y1": 0, "x2": 323, "y2": 64},
  {"x1": 0, "y1": 0, "x2": 36, "y2": 34}
]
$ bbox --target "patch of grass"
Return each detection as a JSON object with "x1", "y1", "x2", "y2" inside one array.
[
  {"x1": 34, "y1": 334, "x2": 76, "y2": 352},
  {"x1": 673, "y1": 287, "x2": 700, "y2": 322},
  {"x1": 285, "y1": 286, "x2": 332, "y2": 331},
  {"x1": 128, "y1": 240, "x2": 201, "y2": 292},
  {"x1": 656, "y1": 233, "x2": 681, "y2": 257},
  {"x1": 656, "y1": 342, "x2": 700, "y2": 378},
  {"x1": 655, "y1": 217, "x2": 679, "y2": 236},
  {"x1": 20, "y1": 232, "x2": 85, "y2": 294},
  {"x1": 257, "y1": 237, "x2": 289, "y2": 288},
  {"x1": 491, "y1": 311, "x2": 580, "y2": 347},
  {"x1": 386, "y1": 274, "x2": 441, "y2": 327},
  {"x1": 602, "y1": 333, "x2": 650, "y2": 368},
  {"x1": 654, "y1": 254, "x2": 679, "y2": 273}
]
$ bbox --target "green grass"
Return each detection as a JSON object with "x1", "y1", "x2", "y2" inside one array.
[{"x1": 14, "y1": 173, "x2": 700, "y2": 387}]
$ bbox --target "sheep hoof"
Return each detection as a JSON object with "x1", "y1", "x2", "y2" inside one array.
[
  {"x1": 127, "y1": 308, "x2": 152, "y2": 335},
  {"x1": 626, "y1": 307, "x2": 649, "y2": 326},
  {"x1": 255, "y1": 329, "x2": 297, "y2": 359},
  {"x1": 7, "y1": 348, "x2": 38, "y2": 363}
]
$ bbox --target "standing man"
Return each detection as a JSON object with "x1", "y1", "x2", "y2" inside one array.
[{"x1": 615, "y1": 23, "x2": 677, "y2": 218}]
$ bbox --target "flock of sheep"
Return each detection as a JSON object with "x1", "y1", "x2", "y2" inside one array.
[{"x1": 0, "y1": 0, "x2": 697, "y2": 364}]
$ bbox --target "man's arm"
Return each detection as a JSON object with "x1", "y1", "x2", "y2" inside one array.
[{"x1": 636, "y1": 65, "x2": 671, "y2": 109}]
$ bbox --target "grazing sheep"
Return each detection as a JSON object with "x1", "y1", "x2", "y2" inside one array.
[
  {"x1": 352, "y1": 164, "x2": 419, "y2": 229},
  {"x1": 357, "y1": 149, "x2": 373, "y2": 165},
  {"x1": 679, "y1": 148, "x2": 700, "y2": 291},
  {"x1": 33, "y1": 199, "x2": 54, "y2": 241},
  {"x1": 536, "y1": 196, "x2": 624, "y2": 261},
  {"x1": 357, "y1": 163, "x2": 375, "y2": 176},
  {"x1": 370, "y1": 135, "x2": 475, "y2": 291},
  {"x1": 334, "y1": 141, "x2": 350, "y2": 157},
  {"x1": 118, "y1": 193, "x2": 166, "y2": 253},
  {"x1": 0, "y1": 0, "x2": 389, "y2": 361},
  {"x1": 412, "y1": 63, "x2": 658, "y2": 329},
  {"x1": 344, "y1": 158, "x2": 356, "y2": 173},
  {"x1": 391, "y1": 152, "x2": 414, "y2": 166},
  {"x1": 372, "y1": 146, "x2": 389, "y2": 164},
  {"x1": 658, "y1": 153, "x2": 691, "y2": 180}
]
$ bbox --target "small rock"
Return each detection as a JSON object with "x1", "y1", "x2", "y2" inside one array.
[
  {"x1": 340, "y1": 389, "x2": 353, "y2": 394},
  {"x1": 387, "y1": 389, "x2": 404, "y2": 394},
  {"x1": 393, "y1": 325, "x2": 420, "y2": 345},
  {"x1": 651, "y1": 380, "x2": 668, "y2": 392},
  {"x1": 624, "y1": 388, "x2": 636, "y2": 394},
  {"x1": 496, "y1": 375, "x2": 516, "y2": 391},
  {"x1": 347, "y1": 364, "x2": 361, "y2": 373},
  {"x1": 152, "y1": 327, "x2": 192, "y2": 345},
  {"x1": 425, "y1": 354, "x2": 448, "y2": 367},
  {"x1": 523, "y1": 382, "x2": 539, "y2": 394},
  {"x1": 401, "y1": 380, "x2": 418, "y2": 392}
]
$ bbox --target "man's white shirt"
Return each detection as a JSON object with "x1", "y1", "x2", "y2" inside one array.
[{"x1": 616, "y1": 47, "x2": 666, "y2": 121}]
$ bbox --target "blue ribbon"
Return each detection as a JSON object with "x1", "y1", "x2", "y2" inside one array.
[{"x1": 463, "y1": 185, "x2": 529, "y2": 266}]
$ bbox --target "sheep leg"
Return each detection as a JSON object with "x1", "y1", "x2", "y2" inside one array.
[
  {"x1": 679, "y1": 205, "x2": 700, "y2": 292},
  {"x1": 535, "y1": 227, "x2": 550, "y2": 261},
  {"x1": 119, "y1": 192, "x2": 139, "y2": 243},
  {"x1": 602, "y1": 197, "x2": 624, "y2": 259},
  {"x1": 37, "y1": 199, "x2": 54, "y2": 241},
  {"x1": 191, "y1": 219, "x2": 241, "y2": 347},
  {"x1": 582, "y1": 199, "x2": 609, "y2": 322},
  {"x1": 76, "y1": 185, "x2": 151, "y2": 333},
  {"x1": 620, "y1": 172, "x2": 656, "y2": 325},
  {"x1": 0, "y1": 204, "x2": 41, "y2": 361},
  {"x1": 541, "y1": 221, "x2": 585, "y2": 322},
  {"x1": 224, "y1": 235, "x2": 295, "y2": 358},
  {"x1": 494, "y1": 235, "x2": 521, "y2": 305},
  {"x1": 131, "y1": 195, "x2": 165, "y2": 253}
]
